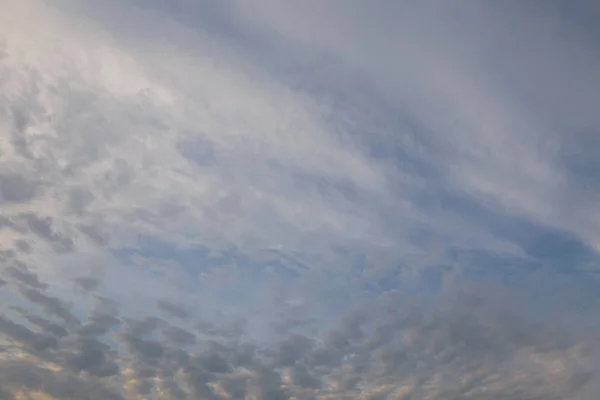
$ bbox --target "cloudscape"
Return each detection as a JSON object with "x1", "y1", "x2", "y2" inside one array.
[{"x1": 0, "y1": 0, "x2": 599, "y2": 399}]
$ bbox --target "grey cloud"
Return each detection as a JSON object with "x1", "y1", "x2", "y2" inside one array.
[
  {"x1": 177, "y1": 135, "x2": 216, "y2": 167},
  {"x1": 319, "y1": 290, "x2": 595, "y2": 399},
  {"x1": 92, "y1": 295, "x2": 121, "y2": 315},
  {"x1": 156, "y1": 299, "x2": 189, "y2": 320},
  {"x1": 78, "y1": 313, "x2": 121, "y2": 337},
  {"x1": 217, "y1": 375, "x2": 250, "y2": 399},
  {"x1": 162, "y1": 325, "x2": 196, "y2": 345},
  {"x1": 230, "y1": 342, "x2": 257, "y2": 368},
  {"x1": 156, "y1": 379, "x2": 188, "y2": 400},
  {"x1": 323, "y1": 310, "x2": 367, "y2": 352},
  {"x1": 162, "y1": 346, "x2": 190, "y2": 368},
  {"x1": 135, "y1": 379, "x2": 154, "y2": 396},
  {"x1": 194, "y1": 347, "x2": 232, "y2": 374},
  {"x1": 4, "y1": 264, "x2": 48, "y2": 290},
  {"x1": 67, "y1": 186, "x2": 95, "y2": 215},
  {"x1": 23, "y1": 313, "x2": 69, "y2": 338},
  {"x1": 0, "y1": 216, "x2": 15, "y2": 231},
  {"x1": 0, "y1": 173, "x2": 38, "y2": 203},
  {"x1": 73, "y1": 276, "x2": 100, "y2": 291},
  {"x1": 131, "y1": 362, "x2": 157, "y2": 379},
  {"x1": 306, "y1": 346, "x2": 342, "y2": 369},
  {"x1": 274, "y1": 333, "x2": 313, "y2": 367},
  {"x1": 149, "y1": 284, "x2": 594, "y2": 399},
  {"x1": 0, "y1": 359, "x2": 124, "y2": 400},
  {"x1": 61, "y1": 337, "x2": 120, "y2": 377},
  {"x1": 11, "y1": 106, "x2": 29, "y2": 134},
  {"x1": 19, "y1": 213, "x2": 74, "y2": 253},
  {"x1": 0, "y1": 280, "x2": 589, "y2": 399},
  {"x1": 18, "y1": 286, "x2": 79, "y2": 327},
  {"x1": 196, "y1": 320, "x2": 246, "y2": 339},
  {"x1": 0, "y1": 315, "x2": 58, "y2": 353},
  {"x1": 180, "y1": 362, "x2": 220, "y2": 400},
  {"x1": 0, "y1": 249, "x2": 15, "y2": 261},
  {"x1": 100, "y1": 158, "x2": 136, "y2": 194},
  {"x1": 122, "y1": 316, "x2": 164, "y2": 337},
  {"x1": 78, "y1": 223, "x2": 109, "y2": 246},
  {"x1": 0, "y1": 388, "x2": 13, "y2": 400},
  {"x1": 120, "y1": 334, "x2": 164, "y2": 363},
  {"x1": 289, "y1": 364, "x2": 321, "y2": 389},
  {"x1": 111, "y1": 339, "x2": 236, "y2": 399},
  {"x1": 158, "y1": 201, "x2": 187, "y2": 219},
  {"x1": 13, "y1": 239, "x2": 31, "y2": 253},
  {"x1": 248, "y1": 368, "x2": 288, "y2": 400},
  {"x1": 78, "y1": 296, "x2": 121, "y2": 337}
]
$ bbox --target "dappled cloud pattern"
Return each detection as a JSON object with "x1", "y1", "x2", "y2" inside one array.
[
  {"x1": 1, "y1": 0, "x2": 600, "y2": 399},
  {"x1": 0, "y1": 264, "x2": 595, "y2": 399}
]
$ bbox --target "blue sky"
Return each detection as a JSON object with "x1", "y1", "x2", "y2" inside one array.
[{"x1": 0, "y1": 0, "x2": 599, "y2": 398}]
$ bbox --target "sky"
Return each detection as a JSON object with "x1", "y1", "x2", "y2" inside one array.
[{"x1": 0, "y1": 0, "x2": 599, "y2": 399}]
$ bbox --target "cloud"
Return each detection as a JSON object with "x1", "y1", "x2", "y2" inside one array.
[
  {"x1": 0, "y1": 0, "x2": 598, "y2": 399},
  {"x1": 0, "y1": 173, "x2": 39, "y2": 204},
  {"x1": 21, "y1": 313, "x2": 69, "y2": 338},
  {"x1": 60, "y1": 336, "x2": 120, "y2": 378},
  {"x1": 4, "y1": 263, "x2": 48, "y2": 290},
  {"x1": 17, "y1": 286, "x2": 79, "y2": 327},
  {"x1": 0, "y1": 314, "x2": 58, "y2": 354},
  {"x1": 77, "y1": 312, "x2": 120, "y2": 337},
  {"x1": 0, "y1": 257, "x2": 594, "y2": 399},
  {"x1": 19, "y1": 213, "x2": 75, "y2": 253},
  {"x1": 73, "y1": 276, "x2": 100, "y2": 292},
  {"x1": 156, "y1": 299, "x2": 190, "y2": 320},
  {"x1": 161, "y1": 325, "x2": 196, "y2": 346},
  {"x1": 0, "y1": 359, "x2": 124, "y2": 400}
]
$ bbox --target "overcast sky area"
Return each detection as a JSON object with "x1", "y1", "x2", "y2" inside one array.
[{"x1": 0, "y1": 0, "x2": 600, "y2": 399}]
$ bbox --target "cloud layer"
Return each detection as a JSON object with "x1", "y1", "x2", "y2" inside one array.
[{"x1": 0, "y1": 0, "x2": 599, "y2": 398}]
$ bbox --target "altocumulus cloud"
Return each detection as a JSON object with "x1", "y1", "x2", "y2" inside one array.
[{"x1": 0, "y1": 0, "x2": 599, "y2": 398}]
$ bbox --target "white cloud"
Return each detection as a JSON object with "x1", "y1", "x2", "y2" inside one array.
[
  {"x1": 0, "y1": 0, "x2": 396, "y2": 284},
  {"x1": 228, "y1": 0, "x2": 600, "y2": 252}
]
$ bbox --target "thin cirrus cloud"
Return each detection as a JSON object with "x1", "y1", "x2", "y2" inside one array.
[{"x1": 0, "y1": 0, "x2": 599, "y2": 399}]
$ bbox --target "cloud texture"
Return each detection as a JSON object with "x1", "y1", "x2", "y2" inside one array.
[{"x1": 0, "y1": 0, "x2": 599, "y2": 398}]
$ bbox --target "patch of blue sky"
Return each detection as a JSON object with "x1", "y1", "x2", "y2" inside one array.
[{"x1": 113, "y1": 235, "x2": 307, "y2": 284}]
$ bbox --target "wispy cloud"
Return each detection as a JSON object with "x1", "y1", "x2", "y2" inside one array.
[{"x1": 0, "y1": 0, "x2": 599, "y2": 398}]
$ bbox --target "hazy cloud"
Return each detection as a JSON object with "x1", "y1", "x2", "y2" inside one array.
[
  {"x1": 162, "y1": 325, "x2": 196, "y2": 346},
  {"x1": 78, "y1": 312, "x2": 121, "y2": 337},
  {"x1": 17, "y1": 286, "x2": 79, "y2": 327},
  {"x1": 0, "y1": 0, "x2": 598, "y2": 398},
  {"x1": 0, "y1": 173, "x2": 38, "y2": 204},
  {"x1": 22, "y1": 313, "x2": 69, "y2": 338},
  {"x1": 4, "y1": 264, "x2": 48, "y2": 290},
  {"x1": 0, "y1": 315, "x2": 58, "y2": 354},
  {"x1": 20, "y1": 213, "x2": 75, "y2": 253},
  {"x1": 156, "y1": 299, "x2": 190, "y2": 320},
  {"x1": 73, "y1": 276, "x2": 100, "y2": 292},
  {"x1": 61, "y1": 336, "x2": 120, "y2": 377}
]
